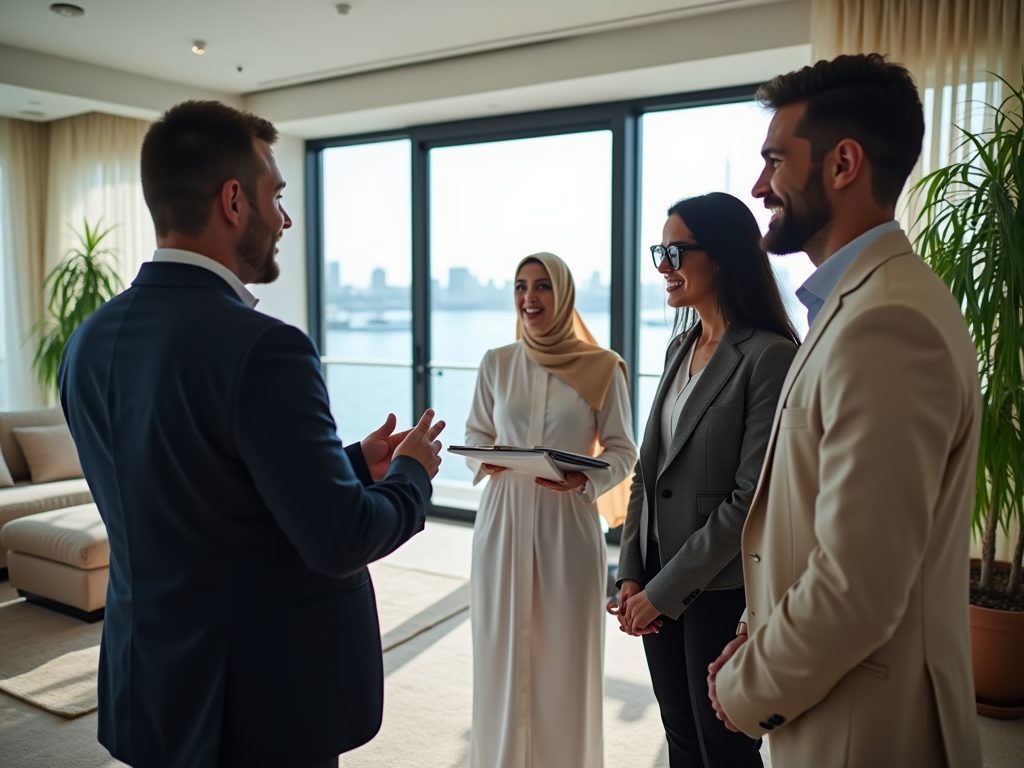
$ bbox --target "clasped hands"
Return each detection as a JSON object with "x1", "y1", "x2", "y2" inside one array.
[
  {"x1": 481, "y1": 464, "x2": 589, "y2": 494},
  {"x1": 607, "y1": 579, "x2": 664, "y2": 636},
  {"x1": 362, "y1": 410, "x2": 446, "y2": 480},
  {"x1": 706, "y1": 621, "x2": 748, "y2": 733}
]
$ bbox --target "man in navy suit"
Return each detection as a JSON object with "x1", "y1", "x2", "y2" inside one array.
[{"x1": 58, "y1": 100, "x2": 444, "y2": 768}]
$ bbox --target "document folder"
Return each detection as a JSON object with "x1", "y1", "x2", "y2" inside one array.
[{"x1": 447, "y1": 445, "x2": 610, "y2": 483}]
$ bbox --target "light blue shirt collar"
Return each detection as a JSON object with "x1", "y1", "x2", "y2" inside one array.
[{"x1": 796, "y1": 220, "x2": 901, "y2": 329}]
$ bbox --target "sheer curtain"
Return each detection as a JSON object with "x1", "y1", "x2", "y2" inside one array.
[
  {"x1": 0, "y1": 112, "x2": 152, "y2": 409},
  {"x1": 0, "y1": 118, "x2": 51, "y2": 410},
  {"x1": 44, "y1": 112, "x2": 154, "y2": 285},
  {"x1": 810, "y1": 0, "x2": 1023, "y2": 560},
  {"x1": 811, "y1": 0, "x2": 1024, "y2": 224}
]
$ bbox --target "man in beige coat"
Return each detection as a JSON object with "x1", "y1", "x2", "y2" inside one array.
[{"x1": 707, "y1": 54, "x2": 983, "y2": 767}]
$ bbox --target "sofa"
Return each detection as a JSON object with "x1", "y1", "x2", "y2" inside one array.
[{"x1": 0, "y1": 406, "x2": 94, "y2": 577}]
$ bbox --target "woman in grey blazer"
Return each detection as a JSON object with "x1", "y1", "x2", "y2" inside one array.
[{"x1": 613, "y1": 192, "x2": 799, "y2": 767}]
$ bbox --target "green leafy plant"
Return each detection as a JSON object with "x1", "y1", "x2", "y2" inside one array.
[
  {"x1": 911, "y1": 72, "x2": 1024, "y2": 602},
  {"x1": 31, "y1": 219, "x2": 124, "y2": 394}
]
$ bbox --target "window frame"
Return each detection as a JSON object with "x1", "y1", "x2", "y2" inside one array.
[{"x1": 305, "y1": 83, "x2": 761, "y2": 521}]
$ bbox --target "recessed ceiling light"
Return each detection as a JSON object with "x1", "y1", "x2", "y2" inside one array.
[
  {"x1": 28, "y1": 100, "x2": 43, "y2": 105},
  {"x1": 336, "y1": 4, "x2": 351, "y2": 14},
  {"x1": 49, "y1": 3, "x2": 85, "y2": 17},
  {"x1": 20, "y1": 110, "x2": 46, "y2": 118},
  {"x1": 191, "y1": 40, "x2": 206, "y2": 55}
]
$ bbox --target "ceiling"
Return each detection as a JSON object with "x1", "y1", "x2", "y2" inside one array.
[{"x1": 0, "y1": 0, "x2": 778, "y2": 95}]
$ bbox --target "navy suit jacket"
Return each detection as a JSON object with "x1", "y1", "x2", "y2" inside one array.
[{"x1": 58, "y1": 262, "x2": 431, "y2": 768}]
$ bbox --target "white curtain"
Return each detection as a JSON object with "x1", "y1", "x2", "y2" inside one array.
[
  {"x1": 810, "y1": 0, "x2": 1023, "y2": 560},
  {"x1": 0, "y1": 118, "x2": 51, "y2": 410},
  {"x1": 811, "y1": 0, "x2": 1023, "y2": 227},
  {"x1": 0, "y1": 112, "x2": 153, "y2": 409},
  {"x1": 44, "y1": 112, "x2": 155, "y2": 286}
]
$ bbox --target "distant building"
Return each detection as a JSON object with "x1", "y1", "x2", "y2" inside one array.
[
  {"x1": 371, "y1": 267, "x2": 387, "y2": 293},
  {"x1": 328, "y1": 261, "x2": 340, "y2": 290},
  {"x1": 449, "y1": 267, "x2": 475, "y2": 295}
]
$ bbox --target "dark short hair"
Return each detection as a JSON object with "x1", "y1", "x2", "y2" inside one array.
[
  {"x1": 141, "y1": 101, "x2": 278, "y2": 238},
  {"x1": 668, "y1": 193, "x2": 799, "y2": 345},
  {"x1": 756, "y1": 53, "x2": 924, "y2": 206}
]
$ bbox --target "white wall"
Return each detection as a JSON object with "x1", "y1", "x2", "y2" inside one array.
[
  {"x1": 253, "y1": 134, "x2": 307, "y2": 332},
  {"x1": 253, "y1": 0, "x2": 811, "y2": 138}
]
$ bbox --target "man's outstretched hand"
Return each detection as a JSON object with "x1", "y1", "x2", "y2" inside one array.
[
  {"x1": 363, "y1": 411, "x2": 445, "y2": 481},
  {"x1": 392, "y1": 409, "x2": 445, "y2": 479}
]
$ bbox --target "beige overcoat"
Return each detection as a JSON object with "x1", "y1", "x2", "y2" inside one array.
[{"x1": 716, "y1": 230, "x2": 983, "y2": 767}]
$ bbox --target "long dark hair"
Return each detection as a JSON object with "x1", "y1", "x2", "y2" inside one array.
[{"x1": 667, "y1": 192, "x2": 799, "y2": 345}]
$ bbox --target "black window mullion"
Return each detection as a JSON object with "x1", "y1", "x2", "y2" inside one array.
[
  {"x1": 610, "y1": 104, "x2": 641, "y2": 435},
  {"x1": 304, "y1": 145, "x2": 325, "y2": 352},
  {"x1": 410, "y1": 135, "x2": 431, "y2": 423}
]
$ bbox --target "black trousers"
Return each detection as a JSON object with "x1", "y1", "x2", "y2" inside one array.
[{"x1": 641, "y1": 541, "x2": 763, "y2": 768}]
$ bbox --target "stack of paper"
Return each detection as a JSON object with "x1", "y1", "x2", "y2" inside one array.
[{"x1": 447, "y1": 445, "x2": 610, "y2": 482}]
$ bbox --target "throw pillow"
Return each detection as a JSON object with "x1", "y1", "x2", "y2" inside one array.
[
  {"x1": 11, "y1": 424, "x2": 85, "y2": 483},
  {"x1": 0, "y1": 406, "x2": 67, "y2": 481},
  {"x1": 0, "y1": 449, "x2": 13, "y2": 488}
]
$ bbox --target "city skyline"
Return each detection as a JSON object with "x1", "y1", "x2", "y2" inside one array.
[{"x1": 324, "y1": 263, "x2": 629, "y2": 313}]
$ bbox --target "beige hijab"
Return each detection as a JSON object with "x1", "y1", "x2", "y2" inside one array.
[
  {"x1": 515, "y1": 252, "x2": 626, "y2": 412},
  {"x1": 515, "y1": 252, "x2": 631, "y2": 528}
]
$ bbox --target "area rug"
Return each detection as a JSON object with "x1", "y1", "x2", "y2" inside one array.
[
  {"x1": 0, "y1": 600, "x2": 102, "y2": 718},
  {"x1": 0, "y1": 563, "x2": 468, "y2": 720}
]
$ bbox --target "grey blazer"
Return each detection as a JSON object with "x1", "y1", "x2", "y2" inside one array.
[{"x1": 617, "y1": 322, "x2": 797, "y2": 619}]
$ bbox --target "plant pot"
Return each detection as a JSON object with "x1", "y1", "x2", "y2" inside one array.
[{"x1": 969, "y1": 559, "x2": 1024, "y2": 719}]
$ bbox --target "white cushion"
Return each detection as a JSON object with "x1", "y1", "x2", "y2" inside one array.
[
  {"x1": 12, "y1": 424, "x2": 84, "y2": 483},
  {"x1": 0, "y1": 407, "x2": 67, "y2": 482},
  {"x1": 0, "y1": 479, "x2": 94, "y2": 529},
  {"x1": 0, "y1": 449, "x2": 12, "y2": 488},
  {"x1": 1, "y1": 504, "x2": 108, "y2": 570}
]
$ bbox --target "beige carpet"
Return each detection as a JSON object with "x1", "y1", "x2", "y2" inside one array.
[
  {"x1": 2, "y1": 556, "x2": 1023, "y2": 768},
  {"x1": 368, "y1": 562, "x2": 469, "y2": 652},
  {"x1": 0, "y1": 563, "x2": 466, "y2": 723},
  {"x1": 0, "y1": 601, "x2": 102, "y2": 719}
]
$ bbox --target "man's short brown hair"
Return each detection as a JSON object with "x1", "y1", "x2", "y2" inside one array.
[
  {"x1": 141, "y1": 101, "x2": 279, "y2": 238},
  {"x1": 757, "y1": 54, "x2": 924, "y2": 207}
]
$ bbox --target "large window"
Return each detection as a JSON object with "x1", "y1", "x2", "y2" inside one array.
[
  {"x1": 309, "y1": 86, "x2": 814, "y2": 517},
  {"x1": 636, "y1": 102, "x2": 813, "y2": 441},
  {"x1": 428, "y1": 132, "x2": 612, "y2": 497},
  {"x1": 320, "y1": 140, "x2": 413, "y2": 444}
]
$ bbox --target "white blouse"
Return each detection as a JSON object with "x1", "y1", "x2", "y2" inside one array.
[{"x1": 640, "y1": 342, "x2": 705, "y2": 567}]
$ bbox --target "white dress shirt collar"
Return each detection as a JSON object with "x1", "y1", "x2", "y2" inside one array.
[{"x1": 151, "y1": 248, "x2": 258, "y2": 308}]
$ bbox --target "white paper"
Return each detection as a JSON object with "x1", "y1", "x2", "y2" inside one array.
[{"x1": 447, "y1": 446, "x2": 565, "y2": 482}]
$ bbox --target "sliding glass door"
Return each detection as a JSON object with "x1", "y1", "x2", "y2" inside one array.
[
  {"x1": 427, "y1": 131, "x2": 613, "y2": 507},
  {"x1": 309, "y1": 84, "x2": 796, "y2": 517},
  {"x1": 320, "y1": 140, "x2": 413, "y2": 445},
  {"x1": 636, "y1": 100, "x2": 812, "y2": 442}
]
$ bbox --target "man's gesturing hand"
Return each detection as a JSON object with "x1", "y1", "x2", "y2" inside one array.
[
  {"x1": 707, "y1": 621, "x2": 747, "y2": 733},
  {"x1": 393, "y1": 409, "x2": 445, "y2": 479},
  {"x1": 361, "y1": 413, "x2": 404, "y2": 482}
]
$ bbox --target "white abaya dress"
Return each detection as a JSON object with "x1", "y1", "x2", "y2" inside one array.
[{"x1": 465, "y1": 341, "x2": 638, "y2": 768}]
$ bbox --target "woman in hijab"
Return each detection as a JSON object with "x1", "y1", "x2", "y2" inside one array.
[{"x1": 464, "y1": 252, "x2": 638, "y2": 768}]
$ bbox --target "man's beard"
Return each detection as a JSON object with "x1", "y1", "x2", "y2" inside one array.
[
  {"x1": 236, "y1": 207, "x2": 280, "y2": 285},
  {"x1": 763, "y1": 163, "x2": 833, "y2": 256}
]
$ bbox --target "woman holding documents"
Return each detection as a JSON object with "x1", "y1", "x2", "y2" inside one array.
[
  {"x1": 613, "y1": 193, "x2": 798, "y2": 767},
  {"x1": 464, "y1": 252, "x2": 637, "y2": 768}
]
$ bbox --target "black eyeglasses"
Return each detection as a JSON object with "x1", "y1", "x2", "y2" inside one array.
[{"x1": 650, "y1": 243, "x2": 704, "y2": 270}]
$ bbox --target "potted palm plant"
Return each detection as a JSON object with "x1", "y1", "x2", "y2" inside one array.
[
  {"x1": 912, "y1": 72, "x2": 1024, "y2": 718},
  {"x1": 31, "y1": 219, "x2": 124, "y2": 394}
]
